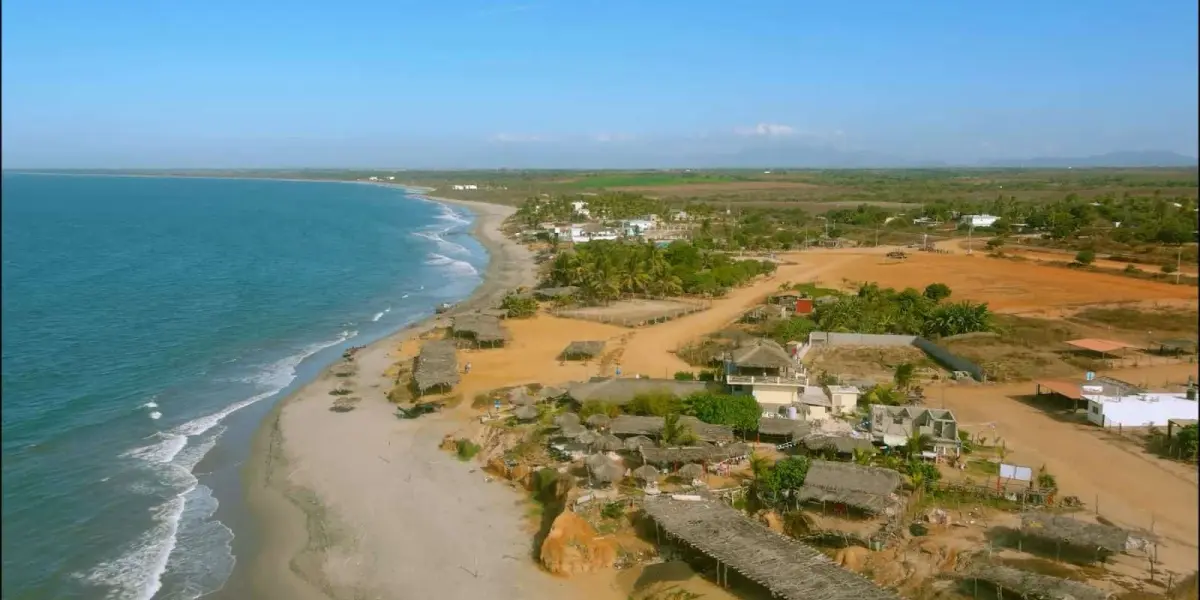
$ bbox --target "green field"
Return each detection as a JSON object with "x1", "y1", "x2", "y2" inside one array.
[{"x1": 555, "y1": 172, "x2": 744, "y2": 189}]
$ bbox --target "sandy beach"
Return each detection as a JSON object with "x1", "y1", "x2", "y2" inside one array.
[{"x1": 222, "y1": 197, "x2": 589, "y2": 600}]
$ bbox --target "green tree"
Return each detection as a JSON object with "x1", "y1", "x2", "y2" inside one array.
[
  {"x1": 905, "y1": 459, "x2": 940, "y2": 491},
  {"x1": 923, "y1": 283, "x2": 952, "y2": 302},
  {"x1": 904, "y1": 430, "x2": 933, "y2": 459},
  {"x1": 685, "y1": 392, "x2": 760, "y2": 434},
  {"x1": 893, "y1": 363, "x2": 916, "y2": 390},
  {"x1": 1074, "y1": 249, "x2": 1096, "y2": 266},
  {"x1": 864, "y1": 383, "x2": 905, "y2": 406},
  {"x1": 580, "y1": 399, "x2": 621, "y2": 418},
  {"x1": 500, "y1": 293, "x2": 538, "y2": 318},
  {"x1": 770, "y1": 316, "x2": 817, "y2": 345},
  {"x1": 628, "y1": 391, "x2": 684, "y2": 416},
  {"x1": 661, "y1": 412, "x2": 696, "y2": 446}
]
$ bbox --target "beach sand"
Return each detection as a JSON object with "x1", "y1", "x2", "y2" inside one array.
[{"x1": 223, "y1": 198, "x2": 589, "y2": 600}]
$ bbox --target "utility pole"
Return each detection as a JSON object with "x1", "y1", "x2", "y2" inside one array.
[
  {"x1": 1177, "y1": 246, "x2": 1183, "y2": 285},
  {"x1": 874, "y1": 227, "x2": 880, "y2": 248}
]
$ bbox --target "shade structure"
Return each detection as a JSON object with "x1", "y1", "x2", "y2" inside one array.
[
  {"x1": 514, "y1": 405, "x2": 539, "y2": 421},
  {"x1": 554, "y1": 412, "x2": 582, "y2": 429},
  {"x1": 576, "y1": 430, "x2": 599, "y2": 445},
  {"x1": 591, "y1": 433, "x2": 623, "y2": 452},
  {"x1": 585, "y1": 453, "x2": 614, "y2": 471},
  {"x1": 558, "y1": 422, "x2": 586, "y2": 438},
  {"x1": 585, "y1": 413, "x2": 612, "y2": 429},
  {"x1": 509, "y1": 387, "x2": 537, "y2": 406},
  {"x1": 678, "y1": 463, "x2": 706, "y2": 480},
  {"x1": 623, "y1": 435, "x2": 654, "y2": 452},
  {"x1": 632, "y1": 464, "x2": 661, "y2": 482}
]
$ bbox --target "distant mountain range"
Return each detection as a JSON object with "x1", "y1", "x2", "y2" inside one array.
[{"x1": 977, "y1": 150, "x2": 1198, "y2": 168}]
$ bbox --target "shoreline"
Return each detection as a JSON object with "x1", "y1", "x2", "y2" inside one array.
[{"x1": 217, "y1": 194, "x2": 552, "y2": 600}]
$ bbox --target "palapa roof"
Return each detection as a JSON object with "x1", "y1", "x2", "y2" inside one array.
[
  {"x1": 558, "y1": 422, "x2": 587, "y2": 438},
  {"x1": 560, "y1": 340, "x2": 606, "y2": 360},
  {"x1": 538, "y1": 386, "x2": 566, "y2": 400},
  {"x1": 413, "y1": 339, "x2": 459, "y2": 392},
  {"x1": 643, "y1": 497, "x2": 901, "y2": 600},
  {"x1": 533, "y1": 286, "x2": 579, "y2": 299},
  {"x1": 608, "y1": 414, "x2": 735, "y2": 443},
  {"x1": 1065, "y1": 338, "x2": 1137, "y2": 354},
  {"x1": 508, "y1": 387, "x2": 537, "y2": 406},
  {"x1": 632, "y1": 464, "x2": 661, "y2": 481},
  {"x1": 757, "y1": 418, "x2": 811, "y2": 438},
  {"x1": 795, "y1": 460, "x2": 903, "y2": 514},
  {"x1": 728, "y1": 338, "x2": 794, "y2": 370},
  {"x1": 514, "y1": 405, "x2": 539, "y2": 421},
  {"x1": 554, "y1": 412, "x2": 582, "y2": 428},
  {"x1": 592, "y1": 462, "x2": 625, "y2": 483},
  {"x1": 585, "y1": 413, "x2": 612, "y2": 428},
  {"x1": 623, "y1": 435, "x2": 654, "y2": 452},
  {"x1": 566, "y1": 377, "x2": 712, "y2": 406},
  {"x1": 577, "y1": 430, "x2": 599, "y2": 445},
  {"x1": 640, "y1": 443, "x2": 750, "y2": 467},
  {"x1": 452, "y1": 313, "x2": 509, "y2": 343},
  {"x1": 1020, "y1": 513, "x2": 1130, "y2": 554},
  {"x1": 963, "y1": 564, "x2": 1114, "y2": 600},
  {"x1": 802, "y1": 434, "x2": 876, "y2": 455},
  {"x1": 677, "y1": 463, "x2": 706, "y2": 479},
  {"x1": 592, "y1": 433, "x2": 624, "y2": 452}
]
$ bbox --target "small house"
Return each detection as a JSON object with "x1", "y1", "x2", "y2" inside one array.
[
  {"x1": 723, "y1": 338, "x2": 808, "y2": 416},
  {"x1": 869, "y1": 406, "x2": 960, "y2": 456}
]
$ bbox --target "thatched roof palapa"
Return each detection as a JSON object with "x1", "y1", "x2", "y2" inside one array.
[
  {"x1": 677, "y1": 463, "x2": 706, "y2": 480},
  {"x1": 802, "y1": 434, "x2": 876, "y2": 455},
  {"x1": 795, "y1": 460, "x2": 903, "y2": 514},
  {"x1": 554, "y1": 412, "x2": 582, "y2": 428},
  {"x1": 413, "y1": 339, "x2": 459, "y2": 393},
  {"x1": 566, "y1": 377, "x2": 711, "y2": 406},
  {"x1": 963, "y1": 564, "x2": 1114, "y2": 600},
  {"x1": 585, "y1": 413, "x2": 612, "y2": 429},
  {"x1": 609, "y1": 414, "x2": 735, "y2": 444},
  {"x1": 757, "y1": 418, "x2": 811, "y2": 439},
  {"x1": 632, "y1": 464, "x2": 661, "y2": 482},
  {"x1": 560, "y1": 340, "x2": 606, "y2": 360},
  {"x1": 1020, "y1": 513, "x2": 1130, "y2": 554},
  {"x1": 592, "y1": 433, "x2": 624, "y2": 452},
  {"x1": 640, "y1": 443, "x2": 751, "y2": 467},
  {"x1": 728, "y1": 338, "x2": 795, "y2": 370},
  {"x1": 623, "y1": 435, "x2": 654, "y2": 452},
  {"x1": 558, "y1": 422, "x2": 586, "y2": 438},
  {"x1": 514, "y1": 405, "x2": 539, "y2": 421},
  {"x1": 508, "y1": 387, "x2": 537, "y2": 406},
  {"x1": 577, "y1": 430, "x2": 599, "y2": 445},
  {"x1": 643, "y1": 497, "x2": 901, "y2": 600},
  {"x1": 452, "y1": 313, "x2": 509, "y2": 345},
  {"x1": 538, "y1": 386, "x2": 566, "y2": 401}
]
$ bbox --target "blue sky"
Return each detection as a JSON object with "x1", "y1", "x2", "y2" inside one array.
[{"x1": 2, "y1": 0, "x2": 1197, "y2": 168}]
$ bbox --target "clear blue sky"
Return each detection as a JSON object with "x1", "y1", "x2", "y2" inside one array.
[{"x1": 2, "y1": 0, "x2": 1197, "y2": 168}]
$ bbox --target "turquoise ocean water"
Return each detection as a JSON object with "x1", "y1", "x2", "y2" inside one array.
[{"x1": 0, "y1": 174, "x2": 486, "y2": 599}]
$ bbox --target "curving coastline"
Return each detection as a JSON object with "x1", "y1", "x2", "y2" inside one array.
[{"x1": 215, "y1": 196, "x2": 585, "y2": 600}]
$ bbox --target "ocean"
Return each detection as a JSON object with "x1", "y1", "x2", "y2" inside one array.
[{"x1": 0, "y1": 174, "x2": 487, "y2": 599}]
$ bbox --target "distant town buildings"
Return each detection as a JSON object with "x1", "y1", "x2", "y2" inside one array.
[
  {"x1": 451, "y1": 184, "x2": 479, "y2": 191},
  {"x1": 959, "y1": 214, "x2": 1000, "y2": 228}
]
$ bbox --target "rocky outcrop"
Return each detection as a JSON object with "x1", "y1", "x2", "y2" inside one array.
[{"x1": 538, "y1": 510, "x2": 617, "y2": 576}]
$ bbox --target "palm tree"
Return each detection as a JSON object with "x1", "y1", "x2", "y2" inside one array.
[
  {"x1": 852, "y1": 447, "x2": 875, "y2": 466},
  {"x1": 864, "y1": 384, "x2": 905, "y2": 407},
  {"x1": 893, "y1": 363, "x2": 916, "y2": 390},
  {"x1": 748, "y1": 452, "x2": 772, "y2": 480},
  {"x1": 905, "y1": 430, "x2": 933, "y2": 459},
  {"x1": 661, "y1": 413, "x2": 695, "y2": 446}
]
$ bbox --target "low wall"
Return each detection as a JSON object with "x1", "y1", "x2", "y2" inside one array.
[{"x1": 807, "y1": 331, "x2": 987, "y2": 382}]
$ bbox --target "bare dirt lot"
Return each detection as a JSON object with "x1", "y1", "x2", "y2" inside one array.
[
  {"x1": 806, "y1": 249, "x2": 1198, "y2": 315},
  {"x1": 805, "y1": 345, "x2": 941, "y2": 385},
  {"x1": 554, "y1": 298, "x2": 709, "y2": 327}
]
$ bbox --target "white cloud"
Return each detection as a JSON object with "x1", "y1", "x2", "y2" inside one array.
[{"x1": 734, "y1": 123, "x2": 796, "y2": 137}]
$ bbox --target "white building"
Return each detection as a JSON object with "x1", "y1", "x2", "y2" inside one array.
[
  {"x1": 826, "y1": 385, "x2": 861, "y2": 416},
  {"x1": 960, "y1": 214, "x2": 1000, "y2": 228},
  {"x1": 723, "y1": 339, "x2": 809, "y2": 416},
  {"x1": 451, "y1": 184, "x2": 479, "y2": 191},
  {"x1": 571, "y1": 201, "x2": 591, "y2": 218},
  {"x1": 569, "y1": 224, "x2": 619, "y2": 243},
  {"x1": 1084, "y1": 391, "x2": 1199, "y2": 427},
  {"x1": 623, "y1": 218, "x2": 655, "y2": 236}
]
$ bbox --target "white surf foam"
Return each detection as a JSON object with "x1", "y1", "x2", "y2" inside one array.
[
  {"x1": 149, "y1": 411, "x2": 162, "y2": 420},
  {"x1": 435, "y1": 204, "x2": 471, "y2": 227},
  {"x1": 425, "y1": 252, "x2": 480, "y2": 277},
  {"x1": 143, "y1": 401, "x2": 159, "y2": 409},
  {"x1": 371, "y1": 307, "x2": 391, "y2": 322},
  {"x1": 412, "y1": 229, "x2": 470, "y2": 255},
  {"x1": 90, "y1": 329, "x2": 358, "y2": 600}
]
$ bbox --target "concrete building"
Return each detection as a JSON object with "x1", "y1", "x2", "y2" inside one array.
[
  {"x1": 723, "y1": 338, "x2": 809, "y2": 416},
  {"x1": 869, "y1": 406, "x2": 960, "y2": 457},
  {"x1": 959, "y1": 214, "x2": 1000, "y2": 228},
  {"x1": 1083, "y1": 391, "x2": 1199, "y2": 427},
  {"x1": 569, "y1": 223, "x2": 619, "y2": 243}
]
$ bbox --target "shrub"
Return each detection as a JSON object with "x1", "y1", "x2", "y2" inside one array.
[
  {"x1": 1074, "y1": 249, "x2": 1095, "y2": 266},
  {"x1": 1162, "y1": 264, "x2": 1178, "y2": 274},
  {"x1": 697, "y1": 370, "x2": 718, "y2": 382},
  {"x1": 923, "y1": 283, "x2": 952, "y2": 302},
  {"x1": 500, "y1": 293, "x2": 538, "y2": 318},
  {"x1": 601, "y1": 501, "x2": 625, "y2": 519},
  {"x1": 628, "y1": 391, "x2": 683, "y2": 416},
  {"x1": 1125, "y1": 264, "x2": 1140, "y2": 273},
  {"x1": 673, "y1": 371, "x2": 696, "y2": 380},
  {"x1": 580, "y1": 399, "x2": 621, "y2": 418},
  {"x1": 455, "y1": 438, "x2": 481, "y2": 461}
]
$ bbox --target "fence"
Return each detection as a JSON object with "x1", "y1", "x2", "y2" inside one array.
[
  {"x1": 807, "y1": 331, "x2": 987, "y2": 381},
  {"x1": 548, "y1": 294, "x2": 713, "y2": 328}
]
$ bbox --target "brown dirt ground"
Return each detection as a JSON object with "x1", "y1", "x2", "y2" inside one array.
[
  {"x1": 556, "y1": 298, "x2": 706, "y2": 325},
  {"x1": 805, "y1": 345, "x2": 940, "y2": 384}
]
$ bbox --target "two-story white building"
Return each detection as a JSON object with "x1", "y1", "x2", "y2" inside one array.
[
  {"x1": 723, "y1": 339, "x2": 809, "y2": 416},
  {"x1": 960, "y1": 214, "x2": 1000, "y2": 228},
  {"x1": 1083, "y1": 389, "x2": 1199, "y2": 427},
  {"x1": 569, "y1": 223, "x2": 619, "y2": 243}
]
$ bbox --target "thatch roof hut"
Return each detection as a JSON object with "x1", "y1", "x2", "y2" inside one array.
[
  {"x1": 642, "y1": 497, "x2": 901, "y2": 600},
  {"x1": 560, "y1": 340, "x2": 606, "y2": 361},
  {"x1": 727, "y1": 338, "x2": 795, "y2": 370},
  {"x1": 1019, "y1": 513, "x2": 1130, "y2": 555},
  {"x1": 508, "y1": 387, "x2": 537, "y2": 406},
  {"x1": 554, "y1": 412, "x2": 582, "y2": 428},
  {"x1": 640, "y1": 443, "x2": 751, "y2": 468},
  {"x1": 609, "y1": 414, "x2": 736, "y2": 444},
  {"x1": 451, "y1": 313, "x2": 510, "y2": 347},
  {"x1": 585, "y1": 413, "x2": 612, "y2": 429},
  {"x1": 962, "y1": 564, "x2": 1115, "y2": 600},
  {"x1": 566, "y1": 377, "x2": 712, "y2": 406},
  {"x1": 592, "y1": 433, "x2": 624, "y2": 453},
  {"x1": 585, "y1": 453, "x2": 614, "y2": 471},
  {"x1": 514, "y1": 405, "x2": 540, "y2": 421},
  {"x1": 623, "y1": 435, "x2": 654, "y2": 452},
  {"x1": 577, "y1": 430, "x2": 599, "y2": 445},
  {"x1": 677, "y1": 463, "x2": 706, "y2": 480},
  {"x1": 332, "y1": 361, "x2": 358, "y2": 377},
  {"x1": 757, "y1": 418, "x2": 810, "y2": 439},
  {"x1": 632, "y1": 464, "x2": 661, "y2": 482},
  {"x1": 413, "y1": 339, "x2": 459, "y2": 394},
  {"x1": 591, "y1": 462, "x2": 625, "y2": 485},
  {"x1": 795, "y1": 460, "x2": 903, "y2": 514},
  {"x1": 533, "y1": 286, "x2": 579, "y2": 300},
  {"x1": 331, "y1": 396, "x2": 362, "y2": 413},
  {"x1": 802, "y1": 434, "x2": 876, "y2": 455},
  {"x1": 558, "y1": 422, "x2": 586, "y2": 438},
  {"x1": 539, "y1": 386, "x2": 566, "y2": 401}
]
